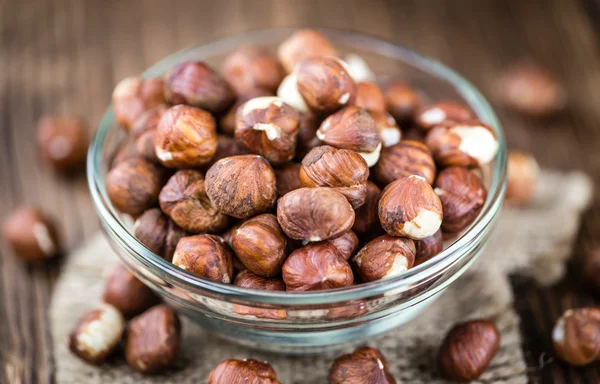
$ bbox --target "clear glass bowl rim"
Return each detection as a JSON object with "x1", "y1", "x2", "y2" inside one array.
[{"x1": 87, "y1": 27, "x2": 507, "y2": 306}]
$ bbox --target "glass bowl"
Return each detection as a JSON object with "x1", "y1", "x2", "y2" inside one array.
[{"x1": 88, "y1": 28, "x2": 507, "y2": 354}]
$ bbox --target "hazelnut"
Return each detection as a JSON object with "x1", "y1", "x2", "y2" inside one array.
[
  {"x1": 583, "y1": 248, "x2": 600, "y2": 293},
  {"x1": 552, "y1": 307, "x2": 600, "y2": 366},
  {"x1": 232, "y1": 214, "x2": 288, "y2": 277},
  {"x1": 415, "y1": 101, "x2": 474, "y2": 131},
  {"x1": 373, "y1": 140, "x2": 436, "y2": 186},
  {"x1": 135, "y1": 129, "x2": 159, "y2": 163},
  {"x1": 155, "y1": 105, "x2": 218, "y2": 168},
  {"x1": 299, "y1": 145, "x2": 369, "y2": 208},
  {"x1": 111, "y1": 141, "x2": 140, "y2": 169},
  {"x1": 233, "y1": 270, "x2": 287, "y2": 320},
  {"x1": 505, "y1": 151, "x2": 539, "y2": 205},
  {"x1": 208, "y1": 359, "x2": 279, "y2": 384},
  {"x1": 112, "y1": 77, "x2": 166, "y2": 130},
  {"x1": 369, "y1": 110, "x2": 402, "y2": 148},
  {"x1": 295, "y1": 113, "x2": 322, "y2": 161},
  {"x1": 172, "y1": 234, "x2": 234, "y2": 284},
  {"x1": 133, "y1": 208, "x2": 169, "y2": 255},
  {"x1": 425, "y1": 120, "x2": 499, "y2": 168},
  {"x1": 164, "y1": 220, "x2": 187, "y2": 262},
  {"x1": 164, "y1": 61, "x2": 234, "y2": 114},
  {"x1": 317, "y1": 106, "x2": 382, "y2": 167},
  {"x1": 131, "y1": 105, "x2": 168, "y2": 139},
  {"x1": 125, "y1": 304, "x2": 181, "y2": 374},
  {"x1": 221, "y1": 224, "x2": 239, "y2": 249},
  {"x1": 384, "y1": 81, "x2": 421, "y2": 123},
  {"x1": 344, "y1": 54, "x2": 376, "y2": 82},
  {"x1": 275, "y1": 162, "x2": 302, "y2": 196},
  {"x1": 277, "y1": 187, "x2": 355, "y2": 242},
  {"x1": 325, "y1": 300, "x2": 368, "y2": 320},
  {"x1": 220, "y1": 88, "x2": 274, "y2": 135},
  {"x1": 402, "y1": 125, "x2": 426, "y2": 143},
  {"x1": 105, "y1": 158, "x2": 165, "y2": 216},
  {"x1": 329, "y1": 346, "x2": 396, "y2": 384},
  {"x1": 276, "y1": 73, "x2": 310, "y2": 113},
  {"x1": 378, "y1": 175, "x2": 443, "y2": 240},
  {"x1": 296, "y1": 56, "x2": 356, "y2": 114},
  {"x1": 68, "y1": 303, "x2": 125, "y2": 364},
  {"x1": 354, "y1": 81, "x2": 386, "y2": 112},
  {"x1": 434, "y1": 167, "x2": 487, "y2": 234},
  {"x1": 222, "y1": 45, "x2": 284, "y2": 93},
  {"x1": 282, "y1": 242, "x2": 353, "y2": 291},
  {"x1": 326, "y1": 230, "x2": 359, "y2": 260},
  {"x1": 438, "y1": 320, "x2": 500, "y2": 382},
  {"x1": 415, "y1": 230, "x2": 443, "y2": 266},
  {"x1": 235, "y1": 96, "x2": 300, "y2": 164},
  {"x1": 36, "y1": 115, "x2": 88, "y2": 173},
  {"x1": 352, "y1": 235, "x2": 416, "y2": 282},
  {"x1": 2, "y1": 206, "x2": 61, "y2": 262},
  {"x1": 352, "y1": 181, "x2": 383, "y2": 235},
  {"x1": 102, "y1": 264, "x2": 158, "y2": 318},
  {"x1": 205, "y1": 155, "x2": 277, "y2": 219},
  {"x1": 159, "y1": 170, "x2": 230, "y2": 233},
  {"x1": 277, "y1": 29, "x2": 337, "y2": 73},
  {"x1": 205, "y1": 135, "x2": 250, "y2": 169}
]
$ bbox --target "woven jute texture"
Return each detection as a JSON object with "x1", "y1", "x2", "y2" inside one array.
[{"x1": 51, "y1": 170, "x2": 593, "y2": 383}]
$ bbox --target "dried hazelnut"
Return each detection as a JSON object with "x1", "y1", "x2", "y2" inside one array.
[
  {"x1": 296, "y1": 56, "x2": 356, "y2": 114},
  {"x1": 373, "y1": 140, "x2": 436, "y2": 186},
  {"x1": 275, "y1": 162, "x2": 302, "y2": 196},
  {"x1": 317, "y1": 106, "x2": 382, "y2": 167},
  {"x1": 111, "y1": 141, "x2": 140, "y2": 169},
  {"x1": 384, "y1": 81, "x2": 421, "y2": 123},
  {"x1": 325, "y1": 300, "x2": 368, "y2": 320},
  {"x1": 282, "y1": 242, "x2": 353, "y2": 291},
  {"x1": 235, "y1": 96, "x2": 300, "y2": 164},
  {"x1": 68, "y1": 303, "x2": 125, "y2": 364},
  {"x1": 102, "y1": 264, "x2": 158, "y2": 318},
  {"x1": 326, "y1": 230, "x2": 359, "y2": 260},
  {"x1": 277, "y1": 187, "x2": 355, "y2": 242},
  {"x1": 378, "y1": 175, "x2": 443, "y2": 240},
  {"x1": 205, "y1": 135, "x2": 250, "y2": 169},
  {"x1": 36, "y1": 115, "x2": 88, "y2": 173},
  {"x1": 583, "y1": 248, "x2": 600, "y2": 293},
  {"x1": 352, "y1": 181, "x2": 382, "y2": 235},
  {"x1": 354, "y1": 81, "x2": 386, "y2": 112},
  {"x1": 552, "y1": 307, "x2": 600, "y2": 366},
  {"x1": 155, "y1": 105, "x2": 218, "y2": 168},
  {"x1": 344, "y1": 54, "x2": 376, "y2": 82},
  {"x1": 159, "y1": 170, "x2": 230, "y2": 233},
  {"x1": 105, "y1": 158, "x2": 165, "y2": 216},
  {"x1": 329, "y1": 346, "x2": 396, "y2": 384},
  {"x1": 402, "y1": 125, "x2": 426, "y2": 143},
  {"x1": 220, "y1": 88, "x2": 274, "y2": 135},
  {"x1": 172, "y1": 234, "x2": 234, "y2": 284},
  {"x1": 131, "y1": 105, "x2": 168, "y2": 138},
  {"x1": 135, "y1": 129, "x2": 159, "y2": 163},
  {"x1": 438, "y1": 320, "x2": 500, "y2": 382},
  {"x1": 426, "y1": 120, "x2": 499, "y2": 168},
  {"x1": 134, "y1": 208, "x2": 169, "y2": 255},
  {"x1": 112, "y1": 77, "x2": 166, "y2": 130},
  {"x1": 233, "y1": 270, "x2": 287, "y2": 320},
  {"x1": 125, "y1": 304, "x2": 181, "y2": 374},
  {"x1": 164, "y1": 220, "x2": 187, "y2": 262},
  {"x1": 205, "y1": 155, "x2": 277, "y2": 219},
  {"x1": 352, "y1": 235, "x2": 415, "y2": 282},
  {"x1": 294, "y1": 112, "x2": 322, "y2": 160},
  {"x1": 415, "y1": 101, "x2": 474, "y2": 131},
  {"x1": 277, "y1": 29, "x2": 337, "y2": 73},
  {"x1": 505, "y1": 151, "x2": 539, "y2": 205},
  {"x1": 164, "y1": 61, "x2": 234, "y2": 114},
  {"x1": 415, "y1": 230, "x2": 443, "y2": 266},
  {"x1": 434, "y1": 167, "x2": 487, "y2": 234},
  {"x1": 300, "y1": 145, "x2": 369, "y2": 208},
  {"x1": 222, "y1": 45, "x2": 284, "y2": 93},
  {"x1": 277, "y1": 73, "x2": 310, "y2": 113},
  {"x1": 208, "y1": 359, "x2": 279, "y2": 384},
  {"x1": 369, "y1": 110, "x2": 402, "y2": 148},
  {"x1": 2, "y1": 206, "x2": 61, "y2": 262},
  {"x1": 232, "y1": 214, "x2": 288, "y2": 277}
]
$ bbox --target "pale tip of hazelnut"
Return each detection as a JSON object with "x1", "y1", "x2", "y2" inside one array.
[
  {"x1": 358, "y1": 142, "x2": 383, "y2": 167},
  {"x1": 222, "y1": 273, "x2": 231, "y2": 284},
  {"x1": 155, "y1": 148, "x2": 174, "y2": 162},
  {"x1": 32, "y1": 222, "x2": 56, "y2": 256},
  {"x1": 344, "y1": 54, "x2": 376, "y2": 83},
  {"x1": 338, "y1": 92, "x2": 351, "y2": 104},
  {"x1": 383, "y1": 254, "x2": 410, "y2": 279},
  {"x1": 420, "y1": 107, "x2": 446, "y2": 125},
  {"x1": 74, "y1": 304, "x2": 124, "y2": 356},
  {"x1": 241, "y1": 96, "x2": 284, "y2": 116},
  {"x1": 112, "y1": 77, "x2": 139, "y2": 99},
  {"x1": 402, "y1": 206, "x2": 442, "y2": 240},
  {"x1": 253, "y1": 123, "x2": 282, "y2": 140},
  {"x1": 380, "y1": 126, "x2": 402, "y2": 147},
  {"x1": 309, "y1": 236, "x2": 322, "y2": 242},
  {"x1": 277, "y1": 73, "x2": 309, "y2": 113},
  {"x1": 453, "y1": 125, "x2": 499, "y2": 165}
]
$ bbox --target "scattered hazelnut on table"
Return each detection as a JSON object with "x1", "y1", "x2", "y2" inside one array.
[
  {"x1": 36, "y1": 115, "x2": 88, "y2": 174},
  {"x1": 415, "y1": 101, "x2": 474, "y2": 131},
  {"x1": 373, "y1": 140, "x2": 436, "y2": 186},
  {"x1": 2, "y1": 206, "x2": 61, "y2": 262},
  {"x1": 369, "y1": 110, "x2": 402, "y2": 148},
  {"x1": 125, "y1": 304, "x2": 181, "y2": 374},
  {"x1": 172, "y1": 234, "x2": 234, "y2": 284},
  {"x1": 294, "y1": 112, "x2": 322, "y2": 160},
  {"x1": 583, "y1": 248, "x2": 600, "y2": 293},
  {"x1": 384, "y1": 81, "x2": 422, "y2": 123},
  {"x1": 352, "y1": 181, "x2": 383, "y2": 236},
  {"x1": 352, "y1": 235, "x2": 416, "y2": 282},
  {"x1": 276, "y1": 73, "x2": 310, "y2": 113},
  {"x1": 354, "y1": 81, "x2": 386, "y2": 112},
  {"x1": 102, "y1": 264, "x2": 159, "y2": 318},
  {"x1": 275, "y1": 162, "x2": 302, "y2": 196},
  {"x1": 112, "y1": 76, "x2": 166, "y2": 130},
  {"x1": 277, "y1": 28, "x2": 337, "y2": 73},
  {"x1": 552, "y1": 307, "x2": 600, "y2": 366},
  {"x1": 325, "y1": 230, "x2": 359, "y2": 260},
  {"x1": 438, "y1": 319, "x2": 500, "y2": 382},
  {"x1": 219, "y1": 87, "x2": 274, "y2": 135},
  {"x1": 222, "y1": 45, "x2": 284, "y2": 93},
  {"x1": 208, "y1": 358, "x2": 279, "y2": 384},
  {"x1": 415, "y1": 230, "x2": 443, "y2": 266},
  {"x1": 328, "y1": 346, "x2": 397, "y2": 384},
  {"x1": 233, "y1": 270, "x2": 287, "y2": 320},
  {"x1": 505, "y1": 151, "x2": 539, "y2": 205},
  {"x1": 133, "y1": 208, "x2": 169, "y2": 256},
  {"x1": 344, "y1": 53, "x2": 376, "y2": 82}
]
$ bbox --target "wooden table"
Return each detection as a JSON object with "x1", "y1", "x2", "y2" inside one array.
[{"x1": 1, "y1": 0, "x2": 599, "y2": 382}]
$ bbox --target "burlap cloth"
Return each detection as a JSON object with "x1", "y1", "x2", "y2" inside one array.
[{"x1": 51, "y1": 170, "x2": 593, "y2": 383}]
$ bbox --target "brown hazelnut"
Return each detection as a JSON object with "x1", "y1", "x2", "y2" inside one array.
[
  {"x1": 221, "y1": 224, "x2": 239, "y2": 249},
  {"x1": 219, "y1": 87, "x2": 274, "y2": 135},
  {"x1": 205, "y1": 135, "x2": 250, "y2": 169},
  {"x1": 68, "y1": 303, "x2": 125, "y2": 364},
  {"x1": 172, "y1": 234, "x2": 234, "y2": 284},
  {"x1": 352, "y1": 235, "x2": 415, "y2": 282},
  {"x1": 415, "y1": 101, "x2": 474, "y2": 131},
  {"x1": 415, "y1": 230, "x2": 443, "y2": 266},
  {"x1": 275, "y1": 162, "x2": 302, "y2": 196},
  {"x1": 112, "y1": 77, "x2": 166, "y2": 130},
  {"x1": 583, "y1": 248, "x2": 600, "y2": 293},
  {"x1": 135, "y1": 129, "x2": 159, "y2": 163},
  {"x1": 277, "y1": 187, "x2": 355, "y2": 242},
  {"x1": 163, "y1": 220, "x2": 187, "y2": 262},
  {"x1": 164, "y1": 61, "x2": 234, "y2": 114},
  {"x1": 232, "y1": 214, "x2": 288, "y2": 277},
  {"x1": 354, "y1": 81, "x2": 386, "y2": 112},
  {"x1": 205, "y1": 155, "x2": 277, "y2": 219},
  {"x1": 369, "y1": 110, "x2": 402, "y2": 148},
  {"x1": 111, "y1": 141, "x2": 140, "y2": 169},
  {"x1": 102, "y1": 264, "x2": 159, "y2": 318},
  {"x1": 296, "y1": 56, "x2": 356, "y2": 114},
  {"x1": 329, "y1": 346, "x2": 396, "y2": 384},
  {"x1": 402, "y1": 125, "x2": 426, "y2": 143},
  {"x1": 352, "y1": 181, "x2": 382, "y2": 235},
  {"x1": 133, "y1": 208, "x2": 169, "y2": 255},
  {"x1": 277, "y1": 29, "x2": 337, "y2": 73},
  {"x1": 125, "y1": 304, "x2": 181, "y2": 374},
  {"x1": 277, "y1": 73, "x2": 310, "y2": 113},
  {"x1": 326, "y1": 230, "x2": 359, "y2": 260},
  {"x1": 235, "y1": 96, "x2": 300, "y2": 164},
  {"x1": 155, "y1": 105, "x2": 218, "y2": 168},
  {"x1": 378, "y1": 175, "x2": 443, "y2": 240},
  {"x1": 299, "y1": 145, "x2": 369, "y2": 208},
  {"x1": 317, "y1": 106, "x2": 382, "y2": 167},
  {"x1": 552, "y1": 307, "x2": 600, "y2": 366},
  {"x1": 438, "y1": 320, "x2": 500, "y2": 382},
  {"x1": 325, "y1": 300, "x2": 368, "y2": 320},
  {"x1": 282, "y1": 242, "x2": 353, "y2": 291},
  {"x1": 425, "y1": 120, "x2": 499, "y2": 168},
  {"x1": 384, "y1": 81, "x2": 422, "y2": 123},
  {"x1": 2, "y1": 206, "x2": 61, "y2": 262},
  {"x1": 222, "y1": 45, "x2": 284, "y2": 93},
  {"x1": 294, "y1": 112, "x2": 322, "y2": 160},
  {"x1": 208, "y1": 359, "x2": 279, "y2": 384},
  {"x1": 105, "y1": 158, "x2": 165, "y2": 216},
  {"x1": 233, "y1": 270, "x2": 287, "y2": 320},
  {"x1": 373, "y1": 140, "x2": 436, "y2": 186},
  {"x1": 36, "y1": 115, "x2": 88, "y2": 173},
  {"x1": 434, "y1": 167, "x2": 487, "y2": 234},
  {"x1": 505, "y1": 151, "x2": 539, "y2": 205},
  {"x1": 159, "y1": 170, "x2": 230, "y2": 233},
  {"x1": 131, "y1": 105, "x2": 168, "y2": 138}
]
